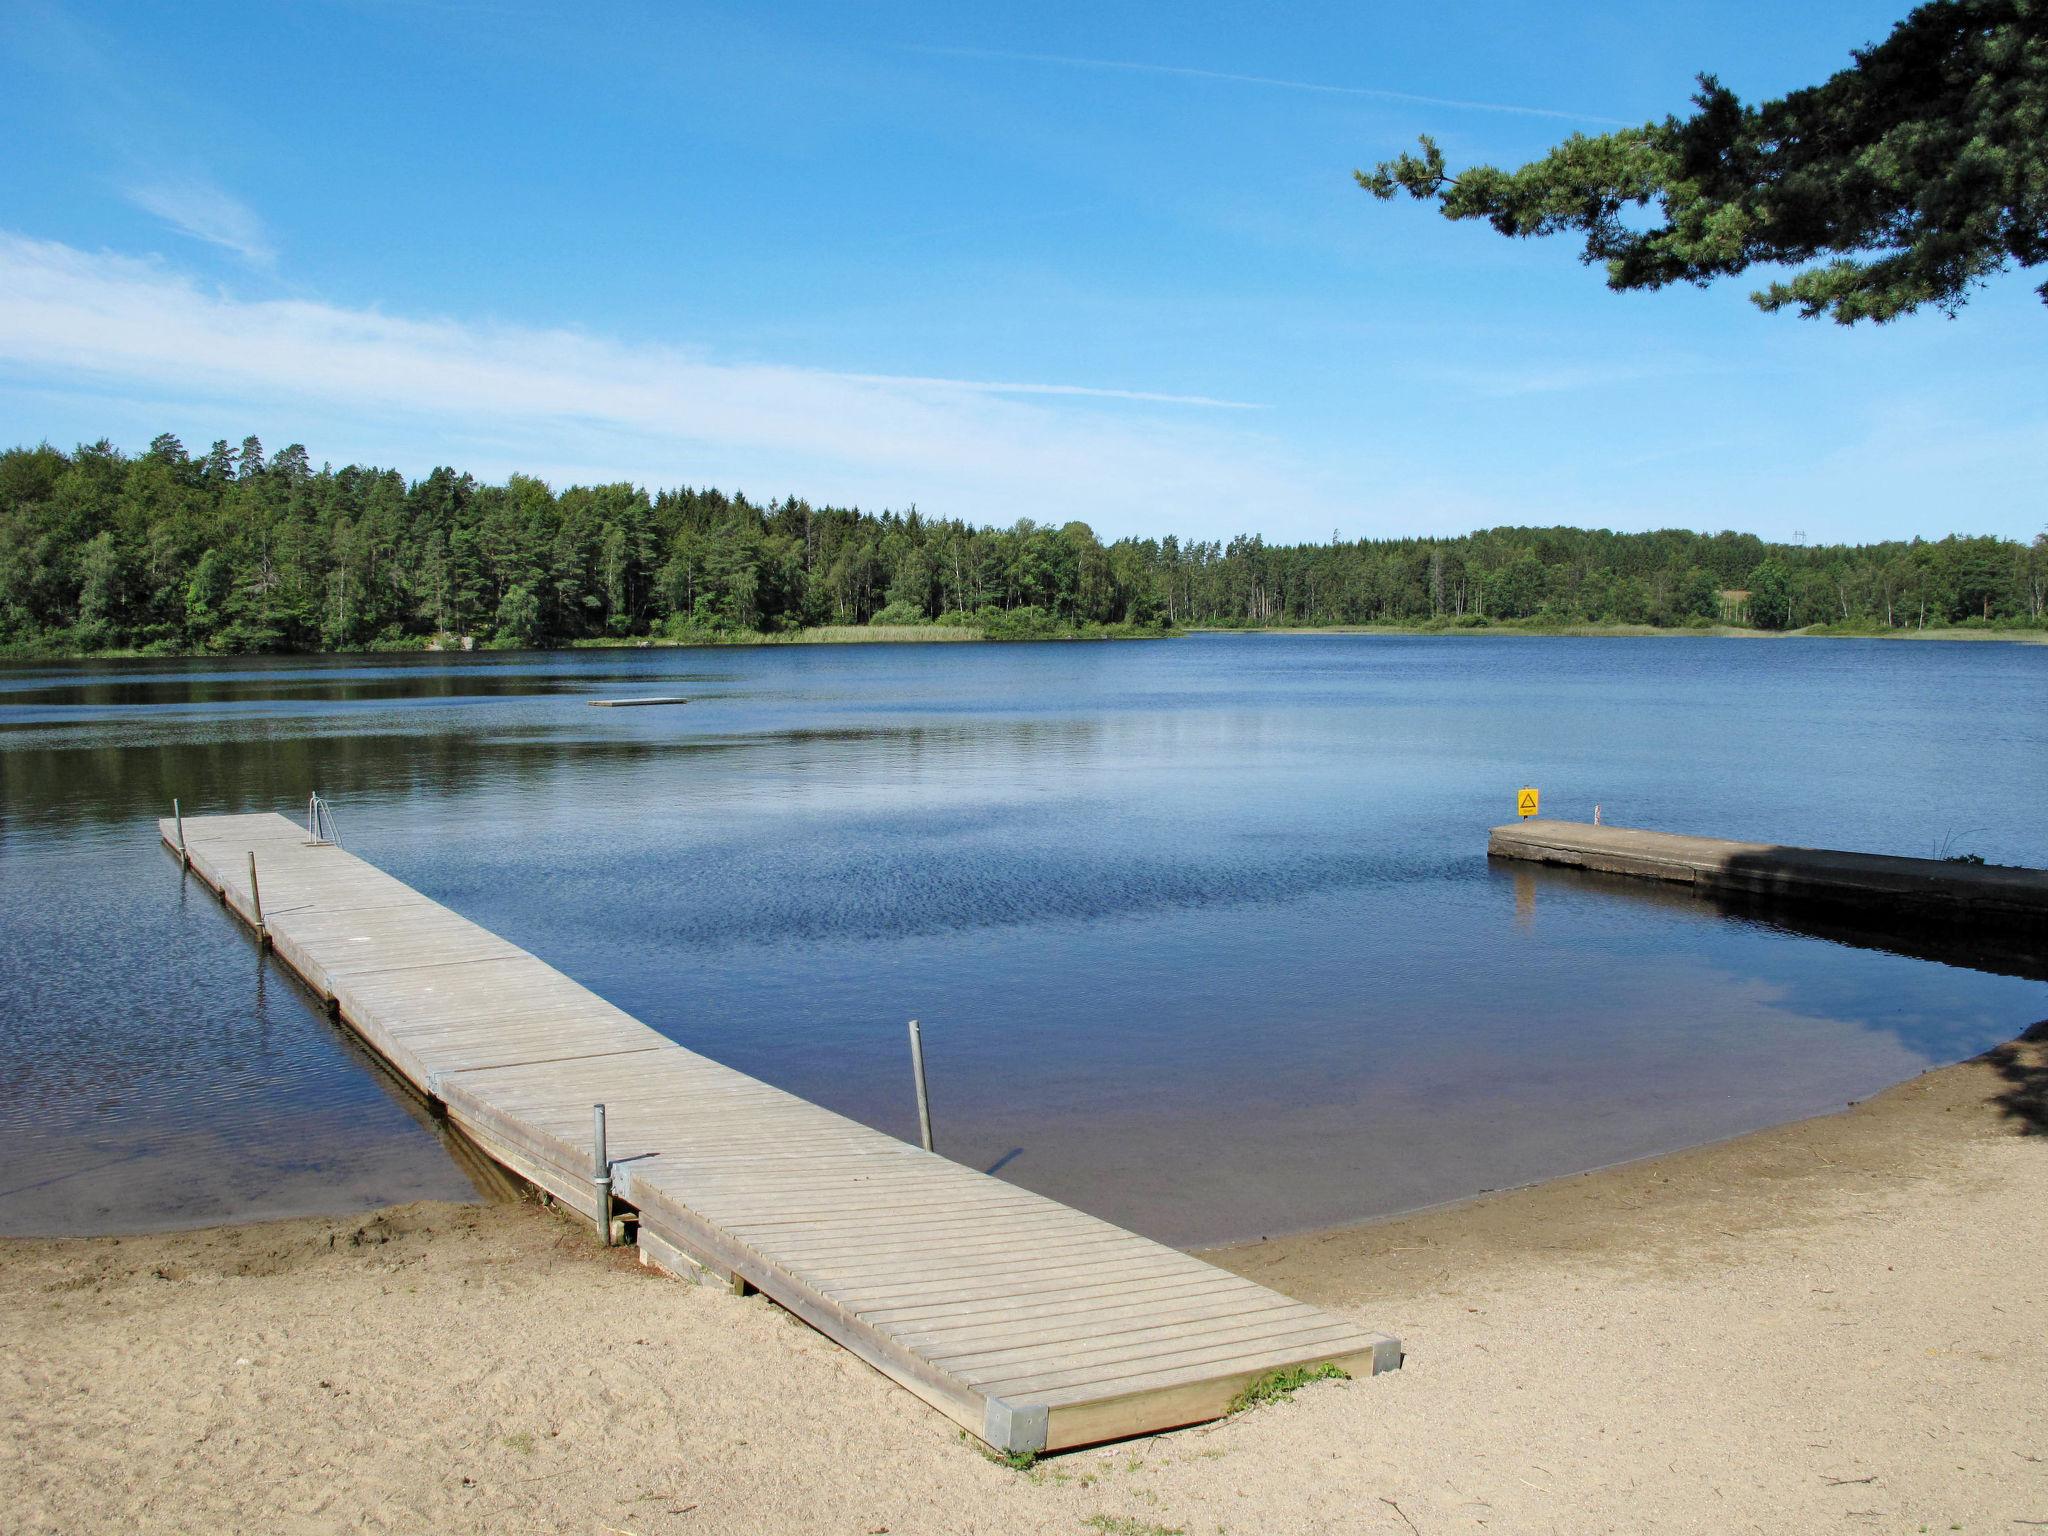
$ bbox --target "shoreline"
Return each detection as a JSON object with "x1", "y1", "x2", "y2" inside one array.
[
  {"x1": 6, "y1": 620, "x2": 2044, "y2": 664},
  {"x1": 6, "y1": 1022, "x2": 2042, "y2": 1532},
  {"x1": 1207, "y1": 1018, "x2": 2045, "y2": 1295},
  {"x1": 1201, "y1": 621, "x2": 2048, "y2": 642}
]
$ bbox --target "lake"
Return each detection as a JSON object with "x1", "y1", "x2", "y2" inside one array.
[{"x1": 1, "y1": 634, "x2": 2042, "y2": 1247}]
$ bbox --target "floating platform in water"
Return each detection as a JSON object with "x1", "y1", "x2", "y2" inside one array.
[
  {"x1": 587, "y1": 696, "x2": 691, "y2": 707},
  {"x1": 158, "y1": 812, "x2": 1399, "y2": 1454},
  {"x1": 1489, "y1": 820, "x2": 2048, "y2": 928}
]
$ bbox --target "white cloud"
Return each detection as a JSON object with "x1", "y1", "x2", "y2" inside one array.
[
  {"x1": 0, "y1": 233, "x2": 1347, "y2": 534},
  {"x1": 120, "y1": 179, "x2": 276, "y2": 266}
]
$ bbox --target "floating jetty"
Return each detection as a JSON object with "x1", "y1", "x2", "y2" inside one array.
[
  {"x1": 1489, "y1": 820, "x2": 2048, "y2": 927},
  {"x1": 587, "y1": 696, "x2": 691, "y2": 707},
  {"x1": 159, "y1": 812, "x2": 1398, "y2": 1455}
]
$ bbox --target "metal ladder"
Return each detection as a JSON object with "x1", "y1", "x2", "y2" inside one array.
[{"x1": 305, "y1": 792, "x2": 342, "y2": 848}]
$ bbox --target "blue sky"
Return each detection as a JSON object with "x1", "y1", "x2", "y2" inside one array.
[{"x1": 1, "y1": 0, "x2": 2041, "y2": 544}]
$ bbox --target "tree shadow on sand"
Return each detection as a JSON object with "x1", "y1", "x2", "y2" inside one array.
[{"x1": 1981, "y1": 1020, "x2": 2048, "y2": 1134}]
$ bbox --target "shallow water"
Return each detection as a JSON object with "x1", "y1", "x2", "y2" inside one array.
[{"x1": 2, "y1": 634, "x2": 2042, "y2": 1246}]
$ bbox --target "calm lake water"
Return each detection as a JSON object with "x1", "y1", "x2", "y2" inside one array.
[{"x1": 2, "y1": 634, "x2": 2043, "y2": 1247}]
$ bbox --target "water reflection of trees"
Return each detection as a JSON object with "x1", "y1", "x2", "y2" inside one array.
[
  {"x1": 0, "y1": 651, "x2": 742, "y2": 708},
  {"x1": 0, "y1": 715, "x2": 1110, "y2": 837}
]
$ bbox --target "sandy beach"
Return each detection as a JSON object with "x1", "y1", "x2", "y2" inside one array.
[{"x1": 5, "y1": 1022, "x2": 2042, "y2": 1536}]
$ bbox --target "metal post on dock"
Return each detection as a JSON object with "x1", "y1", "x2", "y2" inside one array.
[
  {"x1": 247, "y1": 852, "x2": 268, "y2": 949},
  {"x1": 174, "y1": 799, "x2": 188, "y2": 870},
  {"x1": 907, "y1": 1019, "x2": 934, "y2": 1154},
  {"x1": 592, "y1": 1103, "x2": 613, "y2": 1245}
]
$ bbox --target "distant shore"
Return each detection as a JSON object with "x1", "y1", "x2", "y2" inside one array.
[
  {"x1": 6, "y1": 618, "x2": 2044, "y2": 662},
  {"x1": 5, "y1": 1023, "x2": 2043, "y2": 1533},
  {"x1": 0, "y1": 621, "x2": 1170, "y2": 662},
  {"x1": 1203, "y1": 620, "x2": 2048, "y2": 642},
  {"x1": 564, "y1": 622, "x2": 1168, "y2": 649}
]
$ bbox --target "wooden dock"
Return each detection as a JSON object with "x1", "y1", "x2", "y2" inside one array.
[
  {"x1": 1489, "y1": 820, "x2": 2048, "y2": 927},
  {"x1": 159, "y1": 811, "x2": 1398, "y2": 1455}
]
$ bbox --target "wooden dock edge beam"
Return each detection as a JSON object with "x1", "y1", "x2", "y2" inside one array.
[{"x1": 1034, "y1": 1334, "x2": 1402, "y2": 1456}]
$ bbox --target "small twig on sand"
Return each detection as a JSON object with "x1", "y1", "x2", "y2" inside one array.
[
  {"x1": 1824, "y1": 1476, "x2": 1878, "y2": 1486},
  {"x1": 1379, "y1": 1496, "x2": 1420, "y2": 1534}
]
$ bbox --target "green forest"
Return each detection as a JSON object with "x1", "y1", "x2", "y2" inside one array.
[{"x1": 1, "y1": 433, "x2": 2042, "y2": 654}]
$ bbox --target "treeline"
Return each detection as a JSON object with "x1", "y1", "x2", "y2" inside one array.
[{"x1": 1, "y1": 433, "x2": 2042, "y2": 653}]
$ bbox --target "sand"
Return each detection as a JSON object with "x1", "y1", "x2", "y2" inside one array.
[{"x1": 4, "y1": 1024, "x2": 2043, "y2": 1536}]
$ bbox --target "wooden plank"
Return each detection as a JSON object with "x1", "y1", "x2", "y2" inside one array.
[
  {"x1": 908, "y1": 1290, "x2": 1316, "y2": 1360},
  {"x1": 156, "y1": 811, "x2": 1400, "y2": 1455},
  {"x1": 979, "y1": 1321, "x2": 1382, "y2": 1397},
  {"x1": 786, "y1": 1227, "x2": 1205, "y2": 1282},
  {"x1": 859, "y1": 1270, "x2": 1246, "y2": 1328},
  {"x1": 814, "y1": 1251, "x2": 1215, "y2": 1311},
  {"x1": 746, "y1": 1211, "x2": 1137, "y2": 1263}
]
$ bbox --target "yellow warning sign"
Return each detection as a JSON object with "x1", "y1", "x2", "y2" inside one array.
[{"x1": 1516, "y1": 786, "x2": 1540, "y2": 819}]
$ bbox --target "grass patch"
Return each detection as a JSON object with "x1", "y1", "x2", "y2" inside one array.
[
  {"x1": 1227, "y1": 1361, "x2": 1350, "y2": 1414},
  {"x1": 961, "y1": 1429, "x2": 1040, "y2": 1473},
  {"x1": 1082, "y1": 1518, "x2": 1185, "y2": 1536}
]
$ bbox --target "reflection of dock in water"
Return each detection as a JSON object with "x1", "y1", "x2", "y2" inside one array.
[{"x1": 160, "y1": 811, "x2": 1398, "y2": 1456}]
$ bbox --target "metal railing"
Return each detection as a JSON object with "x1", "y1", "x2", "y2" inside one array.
[{"x1": 305, "y1": 792, "x2": 342, "y2": 848}]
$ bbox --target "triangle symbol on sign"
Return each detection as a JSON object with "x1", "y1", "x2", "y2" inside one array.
[{"x1": 1518, "y1": 791, "x2": 1537, "y2": 813}]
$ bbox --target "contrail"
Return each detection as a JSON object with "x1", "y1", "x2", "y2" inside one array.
[
  {"x1": 916, "y1": 45, "x2": 1634, "y2": 127},
  {"x1": 846, "y1": 372, "x2": 1264, "y2": 409}
]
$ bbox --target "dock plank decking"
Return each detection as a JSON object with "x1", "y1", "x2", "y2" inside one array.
[{"x1": 160, "y1": 811, "x2": 1399, "y2": 1454}]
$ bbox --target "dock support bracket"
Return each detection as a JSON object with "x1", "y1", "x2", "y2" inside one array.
[
  {"x1": 908, "y1": 1018, "x2": 934, "y2": 1153},
  {"x1": 248, "y1": 851, "x2": 269, "y2": 949},
  {"x1": 592, "y1": 1103, "x2": 613, "y2": 1245},
  {"x1": 982, "y1": 1396, "x2": 1049, "y2": 1457}
]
